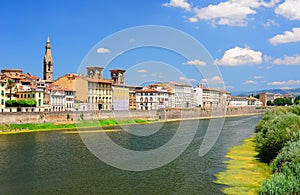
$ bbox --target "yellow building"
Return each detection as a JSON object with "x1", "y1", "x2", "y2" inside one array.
[
  {"x1": 53, "y1": 73, "x2": 88, "y2": 103},
  {"x1": 86, "y1": 77, "x2": 113, "y2": 110},
  {"x1": 112, "y1": 84, "x2": 129, "y2": 110},
  {"x1": 54, "y1": 67, "x2": 113, "y2": 111}
]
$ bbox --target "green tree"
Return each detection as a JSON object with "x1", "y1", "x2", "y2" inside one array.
[
  {"x1": 267, "y1": 100, "x2": 274, "y2": 106},
  {"x1": 295, "y1": 96, "x2": 300, "y2": 105},
  {"x1": 6, "y1": 79, "x2": 16, "y2": 101},
  {"x1": 274, "y1": 98, "x2": 292, "y2": 106}
]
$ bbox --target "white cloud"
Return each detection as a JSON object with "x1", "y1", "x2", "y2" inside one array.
[
  {"x1": 179, "y1": 77, "x2": 197, "y2": 83},
  {"x1": 273, "y1": 54, "x2": 300, "y2": 65},
  {"x1": 269, "y1": 28, "x2": 300, "y2": 45},
  {"x1": 263, "y1": 19, "x2": 279, "y2": 28},
  {"x1": 254, "y1": 75, "x2": 263, "y2": 79},
  {"x1": 188, "y1": 78, "x2": 197, "y2": 82},
  {"x1": 151, "y1": 72, "x2": 163, "y2": 78},
  {"x1": 184, "y1": 59, "x2": 206, "y2": 66},
  {"x1": 268, "y1": 80, "x2": 300, "y2": 85},
  {"x1": 129, "y1": 38, "x2": 137, "y2": 43},
  {"x1": 193, "y1": 1, "x2": 256, "y2": 27},
  {"x1": 216, "y1": 46, "x2": 262, "y2": 66},
  {"x1": 275, "y1": 0, "x2": 300, "y2": 21},
  {"x1": 137, "y1": 69, "x2": 147, "y2": 73},
  {"x1": 211, "y1": 76, "x2": 223, "y2": 83},
  {"x1": 179, "y1": 76, "x2": 186, "y2": 81},
  {"x1": 188, "y1": 17, "x2": 198, "y2": 23},
  {"x1": 263, "y1": 55, "x2": 273, "y2": 62},
  {"x1": 201, "y1": 76, "x2": 224, "y2": 84},
  {"x1": 162, "y1": 0, "x2": 191, "y2": 11},
  {"x1": 244, "y1": 80, "x2": 257, "y2": 84},
  {"x1": 192, "y1": 0, "x2": 280, "y2": 27},
  {"x1": 226, "y1": 85, "x2": 233, "y2": 89},
  {"x1": 261, "y1": 0, "x2": 281, "y2": 8},
  {"x1": 201, "y1": 78, "x2": 207, "y2": 83},
  {"x1": 164, "y1": 0, "x2": 280, "y2": 27},
  {"x1": 97, "y1": 47, "x2": 111, "y2": 54}
]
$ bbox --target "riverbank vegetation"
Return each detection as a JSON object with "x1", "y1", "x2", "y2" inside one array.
[
  {"x1": 0, "y1": 118, "x2": 156, "y2": 133},
  {"x1": 215, "y1": 137, "x2": 271, "y2": 194},
  {"x1": 254, "y1": 106, "x2": 300, "y2": 194}
]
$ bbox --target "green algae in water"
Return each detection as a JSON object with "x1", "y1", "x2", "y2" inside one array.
[{"x1": 215, "y1": 137, "x2": 272, "y2": 195}]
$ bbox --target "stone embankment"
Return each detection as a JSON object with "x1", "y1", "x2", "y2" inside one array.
[{"x1": 0, "y1": 107, "x2": 264, "y2": 124}]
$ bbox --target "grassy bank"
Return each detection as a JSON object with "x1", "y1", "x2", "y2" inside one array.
[
  {"x1": 215, "y1": 137, "x2": 271, "y2": 195},
  {"x1": 0, "y1": 118, "x2": 157, "y2": 134},
  {"x1": 215, "y1": 106, "x2": 300, "y2": 195}
]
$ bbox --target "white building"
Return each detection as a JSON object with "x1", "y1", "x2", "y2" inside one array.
[
  {"x1": 202, "y1": 88, "x2": 230, "y2": 108},
  {"x1": 165, "y1": 82, "x2": 194, "y2": 108},
  {"x1": 230, "y1": 96, "x2": 262, "y2": 107},
  {"x1": 65, "y1": 89, "x2": 75, "y2": 111},
  {"x1": 193, "y1": 86, "x2": 203, "y2": 107},
  {"x1": 229, "y1": 96, "x2": 248, "y2": 107},
  {"x1": 136, "y1": 87, "x2": 171, "y2": 110},
  {"x1": 50, "y1": 87, "x2": 65, "y2": 112}
]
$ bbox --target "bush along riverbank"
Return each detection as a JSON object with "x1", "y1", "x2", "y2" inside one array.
[{"x1": 254, "y1": 106, "x2": 300, "y2": 194}]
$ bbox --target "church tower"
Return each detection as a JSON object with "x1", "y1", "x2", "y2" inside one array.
[{"x1": 43, "y1": 36, "x2": 53, "y2": 83}]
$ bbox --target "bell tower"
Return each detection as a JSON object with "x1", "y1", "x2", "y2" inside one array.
[
  {"x1": 110, "y1": 69, "x2": 126, "y2": 85},
  {"x1": 43, "y1": 36, "x2": 53, "y2": 83}
]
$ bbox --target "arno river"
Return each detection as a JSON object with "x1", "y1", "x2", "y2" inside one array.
[{"x1": 0, "y1": 116, "x2": 261, "y2": 194}]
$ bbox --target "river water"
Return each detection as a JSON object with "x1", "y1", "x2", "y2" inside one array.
[{"x1": 0, "y1": 116, "x2": 261, "y2": 194}]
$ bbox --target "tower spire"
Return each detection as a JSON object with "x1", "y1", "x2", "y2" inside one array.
[{"x1": 43, "y1": 36, "x2": 53, "y2": 82}]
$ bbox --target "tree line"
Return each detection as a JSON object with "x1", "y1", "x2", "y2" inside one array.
[
  {"x1": 255, "y1": 106, "x2": 300, "y2": 194},
  {"x1": 267, "y1": 96, "x2": 300, "y2": 106}
]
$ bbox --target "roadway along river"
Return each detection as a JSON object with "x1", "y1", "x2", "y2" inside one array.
[{"x1": 0, "y1": 115, "x2": 261, "y2": 194}]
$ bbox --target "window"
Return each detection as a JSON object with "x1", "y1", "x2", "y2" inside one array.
[
  {"x1": 39, "y1": 93, "x2": 41, "y2": 98},
  {"x1": 1, "y1": 90, "x2": 4, "y2": 96},
  {"x1": 1, "y1": 99, "x2": 3, "y2": 105},
  {"x1": 38, "y1": 99, "x2": 41, "y2": 106},
  {"x1": 1, "y1": 83, "x2": 4, "y2": 87}
]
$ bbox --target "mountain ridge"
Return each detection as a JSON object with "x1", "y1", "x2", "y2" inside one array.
[{"x1": 231, "y1": 88, "x2": 300, "y2": 97}]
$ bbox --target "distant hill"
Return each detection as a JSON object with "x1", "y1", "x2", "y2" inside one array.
[{"x1": 232, "y1": 88, "x2": 300, "y2": 97}]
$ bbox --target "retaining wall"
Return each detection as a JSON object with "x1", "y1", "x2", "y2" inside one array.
[{"x1": 0, "y1": 106, "x2": 263, "y2": 124}]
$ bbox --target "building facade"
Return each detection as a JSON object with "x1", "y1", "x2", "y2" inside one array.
[
  {"x1": 155, "y1": 82, "x2": 193, "y2": 109},
  {"x1": 193, "y1": 86, "x2": 203, "y2": 107},
  {"x1": 202, "y1": 88, "x2": 230, "y2": 108},
  {"x1": 112, "y1": 85, "x2": 129, "y2": 110},
  {"x1": 259, "y1": 93, "x2": 275, "y2": 106},
  {"x1": 0, "y1": 80, "x2": 6, "y2": 112},
  {"x1": 136, "y1": 88, "x2": 170, "y2": 110}
]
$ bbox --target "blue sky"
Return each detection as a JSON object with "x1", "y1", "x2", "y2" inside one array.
[{"x1": 0, "y1": 0, "x2": 300, "y2": 92}]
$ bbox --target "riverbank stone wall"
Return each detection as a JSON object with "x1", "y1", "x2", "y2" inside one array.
[{"x1": 0, "y1": 107, "x2": 263, "y2": 124}]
